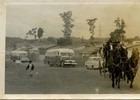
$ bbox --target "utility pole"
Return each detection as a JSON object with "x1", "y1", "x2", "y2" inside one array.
[{"x1": 99, "y1": 24, "x2": 101, "y2": 38}]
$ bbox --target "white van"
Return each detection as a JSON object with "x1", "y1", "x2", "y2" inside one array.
[
  {"x1": 10, "y1": 50, "x2": 29, "y2": 62},
  {"x1": 44, "y1": 48, "x2": 77, "y2": 67}
]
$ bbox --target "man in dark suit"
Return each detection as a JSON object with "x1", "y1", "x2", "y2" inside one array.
[{"x1": 26, "y1": 60, "x2": 34, "y2": 77}]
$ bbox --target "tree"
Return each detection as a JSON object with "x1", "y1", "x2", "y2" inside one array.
[
  {"x1": 59, "y1": 11, "x2": 74, "y2": 45},
  {"x1": 59, "y1": 11, "x2": 74, "y2": 38},
  {"x1": 25, "y1": 27, "x2": 37, "y2": 40},
  {"x1": 37, "y1": 27, "x2": 44, "y2": 41},
  {"x1": 86, "y1": 18, "x2": 97, "y2": 45},
  {"x1": 114, "y1": 17, "x2": 121, "y2": 29},
  {"x1": 134, "y1": 36, "x2": 140, "y2": 40},
  {"x1": 47, "y1": 37, "x2": 57, "y2": 44},
  {"x1": 109, "y1": 18, "x2": 126, "y2": 43},
  {"x1": 57, "y1": 37, "x2": 72, "y2": 46}
]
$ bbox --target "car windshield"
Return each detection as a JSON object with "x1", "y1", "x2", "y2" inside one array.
[{"x1": 60, "y1": 52, "x2": 74, "y2": 56}]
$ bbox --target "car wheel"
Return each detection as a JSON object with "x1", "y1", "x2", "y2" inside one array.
[
  {"x1": 86, "y1": 65, "x2": 89, "y2": 69},
  {"x1": 49, "y1": 64, "x2": 53, "y2": 67},
  {"x1": 61, "y1": 62, "x2": 64, "y2": 68},
  {"x1": 92, "y1": 65, "x2": 94, "y2": 70}
]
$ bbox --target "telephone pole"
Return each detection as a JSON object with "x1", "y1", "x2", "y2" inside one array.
[{"x1": 99, "y1": 24, "x2": 101, "y2": 38}]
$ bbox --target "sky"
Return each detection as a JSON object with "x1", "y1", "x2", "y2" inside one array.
[{"x1": 6, "y1": 3, "x2": 140, "y2": 39}]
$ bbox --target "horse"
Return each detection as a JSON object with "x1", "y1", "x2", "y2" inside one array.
[
  {"x1": 103, "y1": 42, "x2": 124, "y2": 89},
  {"x1": 119, "y1": 45, "x2": 128, "y2": 80},
  {"x1": 123, "y1": 48, "x2": 139, "y2": 88},
  {"x1": 110, "y1": 45, "x2": 123, "y2": 89},
  {"x1": 102, "y1": 42, "x2": 129, "y2": 89}
]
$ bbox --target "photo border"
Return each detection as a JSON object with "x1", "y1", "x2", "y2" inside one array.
[{"x1": 1, "y1": 0, "x2": 140, "y2": 99}]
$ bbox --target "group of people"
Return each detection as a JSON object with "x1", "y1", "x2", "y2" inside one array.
[{"x1": 100, "y1": 41, "x2": 128, "y2": 72}]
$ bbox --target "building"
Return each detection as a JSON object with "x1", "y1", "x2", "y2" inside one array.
[{"x1": 132, "y1": 41, "x2": 140, "y2": 45}]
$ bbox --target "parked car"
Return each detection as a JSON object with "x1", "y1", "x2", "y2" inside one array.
[
  {"x1": 85, "y1": 56, "x2": 103, "y2": 70},
  {"x1": 10, "y1": 50, "x2": 28, "y2": 62},
  {"x1": 21, "y1": 57, "x2": 30, "y2": 63}
]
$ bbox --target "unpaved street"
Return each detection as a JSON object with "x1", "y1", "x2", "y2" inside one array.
[{"x1": 5, "y1": 59, "x2": 140, "y2": 94}]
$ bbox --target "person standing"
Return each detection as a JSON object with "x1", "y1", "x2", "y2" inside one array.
[
  {"x1": 15, "y1": 59, "x2": 21, "y2": 67},
  {"x1": 26, "y1": 60, "x2": 34, "y2": 77}
]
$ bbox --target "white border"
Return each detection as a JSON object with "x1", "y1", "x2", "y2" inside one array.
[
  {"x1": 0, "y1": 0, "x2": 5, "y2": 99},
  {"x1": 5, "y1": 1, "x2": 140, "y2": 5},
  {"x1": 2, "y1": 0, "x2": 140, "y2": 99},
  {"x1": 2, "y1": 94, "x2": 140, "y2": 99}
]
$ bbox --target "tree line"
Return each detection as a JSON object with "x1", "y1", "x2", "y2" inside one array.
[{"x1": 24, "y1": 11, "x2": 127, "y2": 46}]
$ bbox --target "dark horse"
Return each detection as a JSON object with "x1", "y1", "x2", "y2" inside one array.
[
  {"x1": 103, "y1": 42, "x2": 123, "y2": 88},
  {"x1": 123, "y1": 48, "x2": 139, "y2": 88},
  {"x1": 110, "y1": 44, "x2": 123, "y2": 89}
]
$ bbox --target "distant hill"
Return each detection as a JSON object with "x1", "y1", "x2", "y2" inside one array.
[
  {"x1": 6, "y1": 37, "x2": 57, "y2": 50},
  {"x1": 6, "y1": 37, "x2": 24, "y2": 51},
  {"x1": 6, "y1": 37, "x2": 107, "y2": 51}
]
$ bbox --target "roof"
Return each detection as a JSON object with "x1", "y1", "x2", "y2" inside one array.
[
  {"x1": 29, "y1": 48, "x2": 39, "y2": 51},
  {"x1": 126, "y1": 43, "x2": 140, "y2": 49},
  {"x1": 16, "y1": 46, "x2": 31, "y2": 51},
  {"x1": 89, "y1": 56, "x2": 101, "y2": 58},
  {"x1": 46, "y1": 48, "x2": 74, "y2": 53},
  {"x1": 11, "y1": 50, "x2": 27, "y2": 54},
  {"x1": 78, "y1": 46, "x2": 99, "y2": 54}
]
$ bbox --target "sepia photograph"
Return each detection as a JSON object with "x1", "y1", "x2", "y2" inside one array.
[{"x1": 2, "y1": 0, "x2": 140, "y2": 99}]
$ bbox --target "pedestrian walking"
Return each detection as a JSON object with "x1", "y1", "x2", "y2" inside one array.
[{"x1": 26, "y1": 60, "x2": 34, "y2": 77}]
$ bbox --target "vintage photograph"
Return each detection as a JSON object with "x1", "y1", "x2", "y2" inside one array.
[{"x1": 4, "y1": 0, "x2": 140, "y2": 97}]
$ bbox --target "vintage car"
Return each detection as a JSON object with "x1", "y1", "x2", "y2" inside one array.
[
  {"x1": 20, "y1": 57, "x2": 30, "y2": 63},
  {"x1": 85, "y1": 56, "x2": 103, "y2": 70}
]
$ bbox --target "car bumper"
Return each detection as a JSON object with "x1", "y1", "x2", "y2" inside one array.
[
  {"x1": 64, "y1": 63, "x2": 77, "y2": 65},
  {"x1": 21, "y1": 60, "x2": 29, "y2": 62}
]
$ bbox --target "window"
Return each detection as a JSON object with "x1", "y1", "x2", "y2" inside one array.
[{"x1": 60, "y1": 52, "x2": 74, "y2": 56}]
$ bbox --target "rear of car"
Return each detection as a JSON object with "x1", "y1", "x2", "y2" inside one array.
[{"x1": 21, "y1": 57, "x2": 30, "y2": 63}]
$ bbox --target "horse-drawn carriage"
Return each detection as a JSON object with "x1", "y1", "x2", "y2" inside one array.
[{"x1": 100, "y1": 41, "x2": 139, "y2": 89}]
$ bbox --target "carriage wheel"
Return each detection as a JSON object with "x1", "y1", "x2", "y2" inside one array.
[
  {"x1": 101, "y1": 61, "x2": 107, "y2": 77},
  {"x1": 49, "y1": 64, "x2": 53, "y2": 67},
  {"x1": 92, "y1": 65, "x2": 94, "y2": 70}
]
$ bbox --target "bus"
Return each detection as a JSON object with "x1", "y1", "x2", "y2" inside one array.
[
  {"x1": 44, "y1": 48, "x2": 77, "y2": 67},
  {"x1": 10, "y1": 50, "x2": 29, "y2": 62}
]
